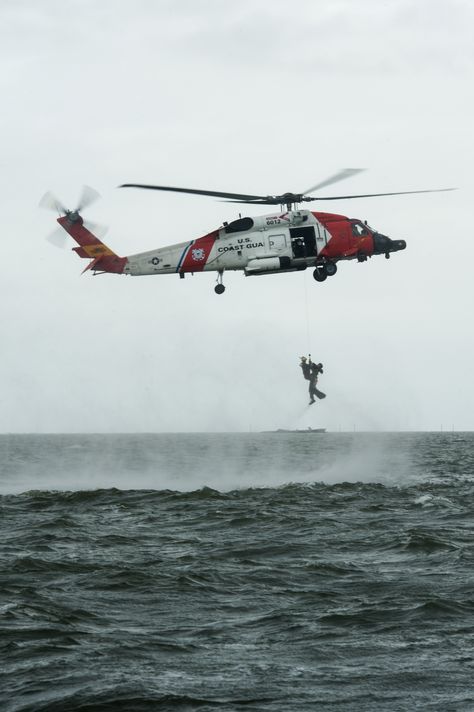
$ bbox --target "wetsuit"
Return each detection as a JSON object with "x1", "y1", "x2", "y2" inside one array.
[
  {"x1": 300, "y1": 361, "x2": 311, "y2": 380},
  {"x1": 309, "y1": 362, "x2": 323, "y2": 403}
]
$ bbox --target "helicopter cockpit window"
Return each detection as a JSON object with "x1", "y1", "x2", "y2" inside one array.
[{"x1": 351, "y1": 221, "x2": 370, "y2": 237}]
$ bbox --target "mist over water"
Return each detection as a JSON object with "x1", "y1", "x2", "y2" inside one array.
[
  {"x1": 1, "y1": 433, "x2": 474, "y2": 711},
  {"x1": 1, "y1": 432, "x2": 420, "y2": 495}
]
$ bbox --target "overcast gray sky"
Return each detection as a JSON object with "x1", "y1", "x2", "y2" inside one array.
[{"x1": 1, "y1": 0, "x2": 473, "y2": 433}]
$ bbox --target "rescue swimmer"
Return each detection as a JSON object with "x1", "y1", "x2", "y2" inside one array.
[{"x1": 300, "y1": 356, "x2": 326, "y2": 405}]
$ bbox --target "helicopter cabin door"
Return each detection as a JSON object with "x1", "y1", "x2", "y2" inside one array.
[{"x1": 290, "y1": 226, "x2": 316, "y2": 258}]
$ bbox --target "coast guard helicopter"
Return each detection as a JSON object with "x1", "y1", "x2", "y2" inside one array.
[{"x1": 40, "y1": 169, "x2": 453, "y2": 294}]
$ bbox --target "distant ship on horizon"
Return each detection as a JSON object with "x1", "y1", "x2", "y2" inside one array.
[{"x1": 266, "y1": 427, "x2": 326, "y2": 433}]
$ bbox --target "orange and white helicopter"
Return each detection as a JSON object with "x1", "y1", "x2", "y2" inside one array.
[{"x1": 40, "y1": 169, "x2": 453, "y2": 294}]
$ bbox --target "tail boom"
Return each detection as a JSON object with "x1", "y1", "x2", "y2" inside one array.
[{"x1": 58, "y1": 215, "x2": 127, "y2": 274}]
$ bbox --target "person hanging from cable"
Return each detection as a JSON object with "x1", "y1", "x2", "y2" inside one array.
[
  {"x1": 300, "y1": 356, "x2": 311, "y2": 382},
  {"x1": 309, "y1": 360, "x2": 325, "y2": 404},
  {"x1": 300, "y1": 355, "x2": 326, "y2": 405}
]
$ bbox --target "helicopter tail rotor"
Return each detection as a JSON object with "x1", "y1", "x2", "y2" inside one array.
[
  {"x1": 76, "y1": 185, "x2": 100, "y2": 212},
  {"x1": 40, "y1": 185, "x2": 125, "y2": 274},
  {"x1": 39, "y1": 185, "x2": 100, "y2": 215},
  {"x1": 39, "y1": 191, "x2": 67, "y2": 215},
  {"x1": 39, "y1": 186, "x2": 106, "y2": 248}
]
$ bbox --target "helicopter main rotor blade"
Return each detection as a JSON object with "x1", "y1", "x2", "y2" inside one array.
[
  {"x1": 302, "y1": 168, "x2": 365, "y2": 195},
  {"x1": 223, "y1": 199, "x2": 282, "y2": 205},
  {"x1": 304, "y1": 188, "x2": 456, "y2": 201},
  {"x1": 120, "y1": 183, "x2": 269, "y2": 202},
  {"x1": 120, "y1": 179, "x2": 456, "y2": 207}
]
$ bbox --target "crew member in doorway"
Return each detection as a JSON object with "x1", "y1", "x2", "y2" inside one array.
[{"x1": 293, "y1": 238, "x2": 305, "y2": 258}]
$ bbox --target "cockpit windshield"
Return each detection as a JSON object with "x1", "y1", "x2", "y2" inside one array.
[{"x1": 350, "y1": 220, "x2": 372, "y2": 237}]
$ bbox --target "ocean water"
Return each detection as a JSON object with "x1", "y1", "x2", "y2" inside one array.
[{"x1": 1, "y1": 432, "x2": 473, "y2": 711}]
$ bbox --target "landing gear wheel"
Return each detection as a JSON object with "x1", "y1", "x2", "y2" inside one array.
[
  {"x1": 313, "y1": 266, "x2": 327, "y2": 282},
  {"x1": 325, "y1": 261, "x2": 337, "y2": 276},
  {"x1": 214, "y1": 269, "x2": 225, "y2": 294}
]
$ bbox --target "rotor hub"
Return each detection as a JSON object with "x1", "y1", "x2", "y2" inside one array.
[{"x1": 66, "y1": 210, "x2": 82, "y2": 224}]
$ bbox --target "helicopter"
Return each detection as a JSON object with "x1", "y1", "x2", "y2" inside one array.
[{"x1": 40, "y1": 169, "x2": 453, "y2": 294}]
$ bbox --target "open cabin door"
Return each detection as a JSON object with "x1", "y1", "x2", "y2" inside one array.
[{"x1": 290, "y1": 226, "x2": 316, "y2": 258}]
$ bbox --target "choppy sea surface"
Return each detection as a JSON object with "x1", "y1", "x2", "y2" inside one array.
[{"x1": 1, "y1": 432, "x2": 473, "y2": 711}]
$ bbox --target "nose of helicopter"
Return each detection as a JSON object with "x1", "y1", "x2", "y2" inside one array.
[{"x1": 373, "y1": 233, "x2": 406, "y2": 255}]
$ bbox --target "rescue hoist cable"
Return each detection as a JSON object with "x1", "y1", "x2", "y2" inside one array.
[{"x1": 303, "y1": 269, "x2": 312, "y2": 356}]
